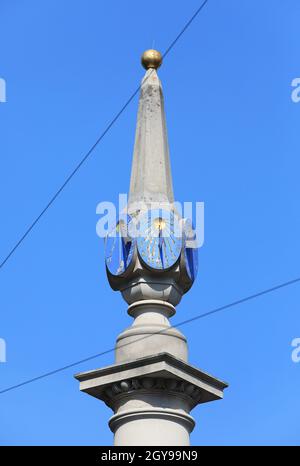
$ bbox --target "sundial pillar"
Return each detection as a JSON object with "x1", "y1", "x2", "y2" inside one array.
[{"x1": 75, "y1": 50, "x2": 228, "y2": 446}]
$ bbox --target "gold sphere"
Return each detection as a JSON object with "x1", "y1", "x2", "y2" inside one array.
[{"x1": 141, "y1": 49, "x2": 162, "y2": 70}]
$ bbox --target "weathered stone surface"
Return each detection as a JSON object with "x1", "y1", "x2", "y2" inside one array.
[{"x1": 128, "y1": 69, "x2": 174, "y2": 212}]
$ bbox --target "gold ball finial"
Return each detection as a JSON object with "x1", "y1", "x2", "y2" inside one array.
[{"x1": 141, "y1": 49, "x2": 162, "y2": 70}]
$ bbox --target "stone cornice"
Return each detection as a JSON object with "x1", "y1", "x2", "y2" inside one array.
[{"x1": 103, "y1": 376, "x2": 203, "y2": 409}]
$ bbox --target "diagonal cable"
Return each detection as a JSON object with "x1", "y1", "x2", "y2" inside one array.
[
  {"x1": 1, "y1": 275, "x2": 299, "y2": 395},
  {"x1": 0, "y1": 0, "x2": 210, "y2": 270}
]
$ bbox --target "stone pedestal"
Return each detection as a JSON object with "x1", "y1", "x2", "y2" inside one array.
[{"x1": 75, "y1": 352, "x2": 228, "y2": 446}]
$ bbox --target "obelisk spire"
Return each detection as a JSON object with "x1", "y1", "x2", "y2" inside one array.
[{"x1": 128, "y1": 50, "x2": 174, "y2": 212}]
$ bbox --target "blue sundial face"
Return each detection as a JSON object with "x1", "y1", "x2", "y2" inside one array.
[
  {"x1": 105, "y1": 216, "x2": 135, "y2": 276},
  {"x1": 183, "y1": 220, "x2": 198, "y2": 281},
  {"x1": 136, "y1": 209, "x2": 182, "y2": 270}
]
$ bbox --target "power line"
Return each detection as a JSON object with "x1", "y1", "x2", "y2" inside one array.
[
  {"x1": 1, "y1": 275, "x2": 299, "y2": 395},
  {"x1": 172, "y1": 276, "x2": 300, "y2": 328},
  {"x1": 0, "y1": 0, "x2": 210, "y2": 270},
  {"x1": 163, "y1": 0, "x2": 209, "y2": 59}
]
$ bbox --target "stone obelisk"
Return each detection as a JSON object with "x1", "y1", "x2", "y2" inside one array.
[{"x1": 75, "y1": 50, "x2": 228, "y2": 446}]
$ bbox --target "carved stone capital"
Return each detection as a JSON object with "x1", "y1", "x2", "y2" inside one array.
[{"x1": 103, "y1": 376, "x2": 203, "y2": 410}]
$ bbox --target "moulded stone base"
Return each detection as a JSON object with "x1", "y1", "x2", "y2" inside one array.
[{"x1": 75, "y1": 352, "x2": 228, "y2": 446}]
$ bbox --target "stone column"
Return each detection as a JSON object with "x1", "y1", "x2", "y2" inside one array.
[
  {"x1": 111, "y1": 300, "x2": 192, "y2": 446},
  {"x1": 75, "y1": 300, "x2": 228, "y2": 446},
  {"x1": 115, "y1": 300, "x2": 188, "y2": 363},
  {"x1": 109, "y1": 377, "x2": 196, "y2": 446}
]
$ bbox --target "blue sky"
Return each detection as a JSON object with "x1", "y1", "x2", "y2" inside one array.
[{"x1": 0, "y1": 0, "x2": 300, "y2": 446}]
